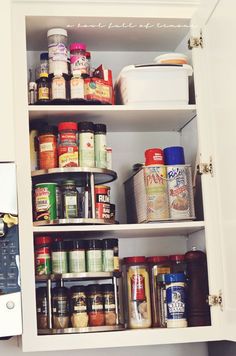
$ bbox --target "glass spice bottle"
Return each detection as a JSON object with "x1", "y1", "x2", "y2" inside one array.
[
  {"x1": 94, "y1": 123, "x2": 107, "y2": 168},
  {"x1": 86, "y1": 284, "x2": 105, "y2": 327},
  {"x1": 34, "y1": 236, "x2": 52, "y2": 276},
  {"x1": 38, "y1": 126, "x2": 58, "y2": 170},
  {"x1": 86, "y1": 239, "x2": 102, "y2": 272},
  {"x1": 51, "y1": 241, "x2": 68, "y2": 274},
  {"x1": 102, "y1": 239, "x2": 114, "y2": 272},
  {"x1": 78, "y1": 121, "x2": 95, "y2": 167},
  {"x1": 68, "y1": 240, "x2": 86, "y2": 273},
  {"x1": 70, "y1": 286, "x2": 88, "y2": 328},
  {"x1": 58, "y1": 121, "x2": 78, "y2": 168},
  {"x1": 102, "y1": 284, "x2": 117, "y2": 326},
  {"x1": 36, "y1": 287, "x2": 49, "y2": 329},
  {"x1": 37, "y1": 72, "x2": 50, "y2": 103},
  {"x1": 70, "y1": 42, "x2": 88, "y2": 77},
  {"x1": 52, "y1": 286, "x2": 70, "y2": 329},
  {"x1": 62, "y1": 180, "x2": 78, "y2": 219}
]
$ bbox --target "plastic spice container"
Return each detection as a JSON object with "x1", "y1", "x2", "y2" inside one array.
[
  {"x1": 164, "y1": 273, "x2": 187, "y2": 328},
  {"x1": 70, "y1": 286, "x2": 88, "y2": 328},
  {"x1": 70, "y1": 76, "x2": 84, "y2": 100},
  {"x1": 62, "y1": 180, "x2": 78, "y2": 219},
  {"x1": 58, "y1": 121, "x2": 78, "y2": 167},
  {"x1": 156, "y1": 273, "x2": 167, "y2": 328},
  {"x1": 124, "y1": 256, "x2": 152, "y2": 329},
  {"x1": 86, "y1": 240, "x2": 102, "y2": 272},
  {"x1": 37, "y1": 73, "x2": 50, "y2": 102},
  {"x1": 78, "y1": 121, "x2": 95, "y2": 167},
  {"x1": 51, "y1": 74, "x2": 66, "y2": 100},
  {"x1": 169, "y1": 254, "x2": 186, "y2": 273},
  {"x1": 102, "y1": 284, "x2": 117, "y2": 326},
  {"x1": 51, "y1": 241, "x2": 68, "y2": 274},
  {"x1": 47, "y1": 28, "x2": 68, "y2": 75},
  {"x1": 94, "y1": 123, "x2": 107, "y2": 168},
  {"x1": 38, "y1": 126, "x2": 57, "y2": 169},
  {"x1": 87, "y1": 284, "x2": 105, "y2": 326},
  {"x1": 102, "y1": 239, "x2": 114, "y2": 272},
  {"x1": 146, "y1": 256, "x2": 170, "y2": 327},
  {"x1": 70, "y1": 43, "x2": 88, "y2": 77},
  {"x1": 36, "y1": 287, "x2": 49, "y2": 329},
  {"x1": 68, "y1": 240, "x2": 86, "y2": 273},
  {"x1": 52, "y1": 286, "x2": 70, "y2": 329},
  {"x1": 35, "y1": 236, "x2": 52, "y2": 276}
]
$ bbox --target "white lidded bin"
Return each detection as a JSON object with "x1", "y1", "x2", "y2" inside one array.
[{"x1": 115, "y1": 64, "x2": 193, "y2": 106}]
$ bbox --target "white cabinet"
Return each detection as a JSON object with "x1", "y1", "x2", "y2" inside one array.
[{"x1": 9, "y1": 0, "x2": 236, "y2": 352}]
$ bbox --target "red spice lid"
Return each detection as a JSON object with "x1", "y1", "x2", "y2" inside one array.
[
  {"x1": 35, "y1": 236, "x2": 52, "y2": 245},
  {"x1": 146, "y1": 256, "x2": 169, "y2": 264},
  {"x1": 58, "y1": 122, "x2": 78, "y2": 132},
  {"x1": 145, "y1": 148, "x2": 164, "y2": 166},
  {"x1": 124, "y1": 256, "x2": 146, "y2": 264},
  {"x1": 86, "y1": 51, "x2": 91, "y2": 59},
  {"x1": 169, "y1": 254, "x2": 185, "y2": 262}
]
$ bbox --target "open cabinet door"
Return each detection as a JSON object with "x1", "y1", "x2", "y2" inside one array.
[{"x1": 191, "y1": 0, "x2": 236, "y2": 341}]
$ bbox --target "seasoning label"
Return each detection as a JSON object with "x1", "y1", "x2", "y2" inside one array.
[
  {"x1": 35, "y1": 252, "x2": 51, "y2": 276},
  {"x1": 86, "y1": 250, "x2": 102, "y2": 272},
  {"x1": 69, "y1": 250, "x2": 86, "y2": 273},
  {"x1": 64, "y1": 195, "x2": 78, "y2": 218},
  {"x1": 51, "y1": 77, "x2": 66, "y2": 100},
  {"x1": 131, "y1": 273, "x2": 146, "y2": 301},
  {"x1": 79, "y1": 132, "x2": 94, "y2": 167},
  {"x1": 37, "y1": 299, "x2": 48, "y2": 315},
  {"x1": 104, "y1": 294, "x2": 116, "y2": 311},
  {"x1": 35, "y1": 185, "x2": 57, "y2": 221},
  {"x1": 70, "y1": 77, "x2": 85, "y2": 99},
  {"x1": 52, "y1": 251, "x2": 67, "y2": 273},
  {"x1": 38, "y1": 87, "x2": 49, "y2": 100},
  {"x1": 95, "y1": 135, "x2": 107, "y2": 168},
  {"x1": 102, "y1": 250, "x2": 114, "y2": 272},
  {"x1": 58, "y1": 146, "x2": 79, "y2": 168},
  {"x1": 70, "y1": 54, "x2": 88, "y2": 76},
  {"x1": 166, "y1": 284, "x2": 186, "y2": 321},
  {"x1": 40, "y1": 142, "x2": 54, "y2": 152},
  {"x1": 52, "y1": 297, "x2": 69, "y2": 317},
  {"x1": 71, "y1": 293, "x2": 87, "y2": 313},
  {"x1": 87, "y1": 294, "x2": 103, "y2": 312}
]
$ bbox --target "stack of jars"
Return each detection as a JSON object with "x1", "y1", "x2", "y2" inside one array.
[
  {"x1": 36, "y1": 282, "x2": 117, "y2": 330},
  {"x1": 34, "y1": 237, "x2": 119, "y2": 276}
]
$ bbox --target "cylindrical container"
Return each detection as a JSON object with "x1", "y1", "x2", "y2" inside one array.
[
  {"x1": 94, "y1": 123, "x2": 107, "y2": 168},
  {"x1": 113, "y1": 239, "x2": 119, "y2": 271},
  {"x1": 29, "y1": 129, "x2": 38, "y2": 171},
  {"x1": 28, "y1": 82, "x2": 37, "y2": 105},
  {"x1": 68, "y1": 240, "x2": 86, "y2": 273},
  {"x1": 70, "y1": 286, "x2": 88, "y2": 328},
  {"x1": 106, "y1": 147, "x2": 112, "y2": 169},
  {"x1": 144, "y1": 166, "x2": 169, "y2": 220},
  {"x1": 52, "y1": 286, "x2": 70, "y2": 329},
  {"x1": 58, "y1": 122, "x2": 78, "y2": 168},
  {"x1": 147, "y1": 256, "x2": 170, "y2": 327},
  {"x1": 51, "y1": 241, "x2": 68, "y2": 274},
  {"x1": 36, "y1": 287, "x2": 49, "y2": 329},
  {"x1": 169, "y1": 254, "x2": 186, "y2": 273},
  {"x1": 87, "y1": 284, "x2": 105, "y2": 326},
  {"x1": 102, "y1": 284, "x2": 116, "y2": 326},
  {"x1": 55, "y1": 183, "x2": 62, "y2": 219},
  {"x1": 145, "y1": 148, "x2": 164, "y2": 166},
  {"x1": 185, "y1": 249, "x2": 211, "y2": 326},
  {"x1": 34, "y1": 183, "x2": 57, "y2": 221},
  {"x1": 47, "y1": 28, "x2": 68, "y2": 75},
  {"x1": 85, "y1": 51, "x2": 91, "y2": 76},
  {"x1": 164, "y1": 273, "x2": 187, "y2": 328},
  {"x1": 95, "y1": 185, "x2": 110, "y2": 220},
  {"x1": 78, "y1": 121, "x2": 95, "y2": 167},
  {"x1": 124, "y1": 256, "x2": 152, "y2": 329},
  {"x1": 62, "y1": 180, "x2": 78, "y2": 219},
  {"x1": 86, "y1": 240, "x2": 102, "y2": 272},
  {"x1": 38, "y1": 126, "x2": 57, "y2": 169},
  {"x1": 163, "y1": 146, "x2": 185, "y2": 165},
  {"x1": 40, "y1": 52, "x2": 49, "y2": 76},
  {"x1": 102, "y1": 239, "x2": 114, "y2": 272},
  {"x1": 51, "y1": 74, "x2": 66, "y2": 100},
  {"x1": 70, "y1": 43, "x2": 88, "y2": 77},
  {"x1": 35, "y1": 236, "x2": 52, "y2": 276},
  {"x1": 70, "y1": 76, "x2": 84, "y2": 100},
  {"x1": 156, "y1": 274, "x2": 167, "y2": 328},
  {"x1": 37, "y1": 73, "x2": 50, "y2": 102}
]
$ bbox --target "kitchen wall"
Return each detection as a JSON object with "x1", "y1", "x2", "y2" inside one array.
[{"x1": 0, "y1": 338, "x2": 208, "y2": 356}]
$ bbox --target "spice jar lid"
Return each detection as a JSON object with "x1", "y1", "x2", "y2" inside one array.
[
  {"x1": 86, "y1": 51, "x2": 91, "y2": 59},
  {"x1": 47, "y1": 28, "x2": 68, "y2": 38},
  {"x1": 145, "y1": 148, "x2": 164, "y2": 166},
  {"x1": 51, "y1": 241, "x2": 66, "y2": 252},
  {"x1": 94, "y1": 124, "x2": 107, "y2": 134},
  {"x1": 78, "y1": 121, "x2": 94, "y2": 132},
  {"x1": 163, "y1": 146, "x2": 185, "y2": 165},
  {"x1": 164, "y1": 273, "x2": 185, "y2": 283},
  {"x1": 86, "y1": 284, "x2": 103, "y2": 293},
  {"x1": 52, "y1": 286, "x2": 69, "y2": 296},
  {"x1": 36, "y1": 287, "x2": 47, "y2": 296},
  {"x1": 38, "y1": 125, "x2": 57, "y2": 136},
  {"x1": 58, "y1": 121, "x2": 78, "y2": 132},
  {"x1": 39, "y1": 72, "x2": 49, "y2": 78},
  {"x1": 124, "y1": 256, "x2": 146, "y2": 264},
  {"x1": 70, "y1": 42, "x2": 86, "y2": 51},
  {"x1": 86, "y1": 239, "x2": 102, "y2": 250},
  {"x1": 146, "y1": 256, "x2": 169, "y2": 264},
  {"x1": 70, "y1": 285, "x2": 86, "y2": 294},
  {"x1": 169, "y1": 254, "x2": 185, "y2": 262},
  {"x1": 68, "y1": 239, "x2": 85, "y2": 250},
  {"x1": 35, "y1": 236, "x2": 52, "y2": 246},
  {"x1": 102, "y1": 284, "x2": 114, "y2": 293},
  {"x1": 62, "y1": 180, "x2": 76, "y2": 186},
  {"x1": 40, "y1": 52, "x2": 49, "y2": 61},
  {"x1": 102, "y1": 239, "x2": 114, "y2": 250}
]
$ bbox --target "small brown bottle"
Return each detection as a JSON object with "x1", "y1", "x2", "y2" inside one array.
[{"x1": 185, "y1": 248, "x2": 211, "y2": 327}]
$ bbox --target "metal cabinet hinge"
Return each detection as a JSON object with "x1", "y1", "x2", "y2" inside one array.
[
  {"x1": 188, "y1": 35, "x2": 203, "y2": 50},
  {"x1": 207, "y1": 292, "x2": 223, "y2": 311},
  {"x1": 197, "y1": 158, "x2": 213, "y2": 177}
]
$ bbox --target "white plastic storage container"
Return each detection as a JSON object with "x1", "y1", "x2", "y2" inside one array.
[{"x1": 115, "y1": 64, "x2": 193, "y2": 106}]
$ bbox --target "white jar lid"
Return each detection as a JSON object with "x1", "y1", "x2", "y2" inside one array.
[{"x1": 47, "y1": 28, "x2": 68, "y2": 37}]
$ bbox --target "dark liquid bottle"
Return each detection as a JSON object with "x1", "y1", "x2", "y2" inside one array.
[{"x1": 185, "y1": 248, "x2": 211, "y2": 326}]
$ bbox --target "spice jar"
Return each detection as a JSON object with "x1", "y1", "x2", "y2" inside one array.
[
  {"x1": 169, "y1": 254, "x2": 186, "y2": 273},
  {"x1": 123, "y1": 256, "x2": 152, "y2": 329},
  {"x1": 102, "y1": 284, "x2": 117, "y2": 326},
  {"x1": 47, "y1": 28, "x2": 68, "y2": 75},
  {"x1": 70, "y1": 286, "x2": 88, "y2": 328},
  {"x1": 51, "y1": 74, "x2": 66, "y2": 101},
  {"x1": 113, "y1": 239, "x2": 119, "y2": 271},
  {"x1": 51, "y1": 241, "x2": 68, "y2": 274},
  {"x1": 106, "y1": 147, "x2": 112, "y2": 169},
  {"x1": 147, "y1": 256, "x2": 170, "y2": 327},
  {"x1": 38, "y1": 126, "x2": 57, "y2": 170},
  {"x1": 62, "y1": 180, "x2": 79, "y2": 219},
  {"x1": 156, "y1": 274, "x2": 167, "y2": 328},
  {"x1": 52, "y1": 286, "x2": 70, "y2": 329},
  {"x1": 70, "y1": 76, "x2": 84, "y2": 100},
  {"x1": 68, "y1": 240, "x2": 86, "y2": 273},
  {"x1": 58, "y1": 121, "x2": 78, "y2": 168},
  {"x1": 78, "y1": 122, "x2": 95, "y2": 167},
  {"x1": 70, "y1": 43, "x2": 88, "y2": 77},
  {"x1": 87, "y1": 284, "x2": 105, "y2": 326},
  {"x1": 37, "y1": 73, "x2": 50, "y2": 102},
  {"x1": 40, "y1": 52, "x2": 49, "y2": 76},
  {"x1": 36, "y1": 287, "x2": 49, "y2": 329},
  {"x1": 85, "y1": 51, "x2": 91, "y2": 76},
  {"x1": 35, "y1": 236, "x2": 52, "y2": 276},
  {"x1": 102, "y1": 239, "x2": 114, "y2": 272},
  {"x1": 86, "y1": 240, "x2": 102, "y2": 272},
  {"x1": 94, "y1": 123, "x2": 107, "y2": 168}
]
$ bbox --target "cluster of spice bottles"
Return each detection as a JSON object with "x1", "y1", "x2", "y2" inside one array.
[
  {"x1": 122, "y1": 249, "x2": 211, "y2": 329},
  {"x1": 30, "y1": 121, "x2": 112, "y2": 171},
  {"x1": 36, "y1": 283, "x2": 118, "y2": 330},
  {"x1": 34, "y1": 236, "x2": 119, "y2": 276}
]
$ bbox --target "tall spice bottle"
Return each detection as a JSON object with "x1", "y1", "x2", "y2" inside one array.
[
  {"x1": 94, "y1": 123, "x2": 107, "y2": 168},
  {"x1": 78, "y1": 122, "x2": 95, "y2": 167}
]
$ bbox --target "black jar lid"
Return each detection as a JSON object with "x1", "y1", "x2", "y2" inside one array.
[
  {"x1": 102, "y1": 239, "x2": 114, "y2": 250},
  {"x1": 70, "y1": 285, "x2": 86, "y2": 294},
  {"x1": 68, "y1": 239, "x2": 85, "y2": 250},
  {"x1": 78, "y1": 121, "x2": 94, "y2": 132},
  {"x1": 86, "y1": 239, "x2": 102, "y2": 250},
  {"x1": 52, "y1": 286, "x2": 68, "y2": 296},
  {"x1": 102, "y1": 284, "x2": 114, "y2": 293},
  {"x1": 94, "y1": 123, "x2": 106, "y2": 134},
  {"x1": 39, "y1": 125, "x2": 57, "y2": 136},
  {"x1": 51, "y1": 241, "x2": 66, "y2": 252},
  {"x1": 86, "y1": 284, "x2": 103, "y2": 294},
  {"x1": 36, "y1": 287, "x2": 47, "y2": 297}
]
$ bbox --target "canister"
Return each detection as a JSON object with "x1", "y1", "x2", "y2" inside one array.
[{"x1": 34, "y1": 183, "x2": 57, "y2": 221}]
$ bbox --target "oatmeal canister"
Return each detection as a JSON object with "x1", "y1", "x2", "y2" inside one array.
[
  {"x1": 95, "y1": 185, "x2": 110, "y2": 220},
  {"x1": 34, "y1": 183, "x2": 57, "y2": 221}
]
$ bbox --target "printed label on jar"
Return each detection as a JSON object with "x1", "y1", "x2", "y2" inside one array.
[
  {"x1": 52, "y1": 251, "x2": 67, "y2": 273},
  {"x1": 51, "y1": 77, "x2": 66, "y2": 100},
  {"x1": 52, "y1": 298, "x2": 69, "y2": 317},
  {"x1": 58, "y1": 146, "x2": 79, "y2": 167},
  {"x1": 86, "y1": 250, "x2": 102, "y2": 272},
  {"x1": 71, "y1": 293, "x2": 87, "y2": 313},
  {"x1": 79, "y1": 132, "x2": 94, "y2": 167},
  {"x1": 102, "y1": 250, "x2": 114, "y2": 272},
  {"x1": 64, "y1": 195, "x2": 78, "y2": 218},
  {"x1": 166, "y1": 284, "x2": 186, "y2": 321},
  {"x1": 35, "y1": 185, "x2": 57, "y2": 221},
  {"x1": 70, "y1": 54, "x2": 88, "y2": 76},
  {"x1": 87, "y1": 294, "x2": 103, "y2": 312},
  {"x1": 35, "y1": 254, "x2": 51, "y2": 276},
  {"x1": 70, "y1": 77, "x2": 84, "y2": 99},
  {"x1": 37, "y1": 299, "x2": 48, "y2": 315},
  {"x1": 131, "y1": 273, "x2": 146, "y2": 301},
  {"x1": 69, "y1": 250, "x2": 86, "y2": 273},
  {"x1": 48, "y1": 43, "x2": 68, "y2": 62},
  {"x1": 95, "y1": 135, "x2": 107, "y2": 168},
  {"x1": 104, "y1": 294, "x2": 116, "y2": 311},
  {"x1": 38, "y1": 87, "x2": 49, "y2": 100},
  {"x1": 40, "y1": 142, "x2": 54, "y2": 152}
]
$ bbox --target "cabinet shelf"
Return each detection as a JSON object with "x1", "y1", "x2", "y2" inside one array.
[
  {"x1": 35, "y1": 271, "x2": 121, "y2": 282},
  {"x1": 38, "y1": 325, "x2": 125, "y2": 335},
  {"x1": 33, "y1": 218, "x2": 115, "y2": 226},
  {"x1": 28, "y1": 105, "x2": 196, "y2": 132},
  {"x1": 32, "y1": 167, "x2": 117, "y2": 185}
]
